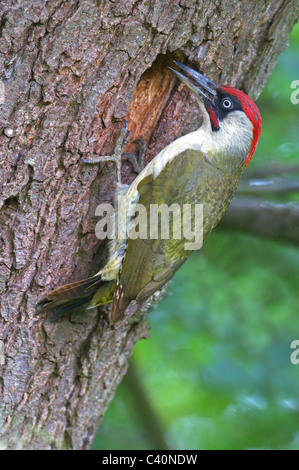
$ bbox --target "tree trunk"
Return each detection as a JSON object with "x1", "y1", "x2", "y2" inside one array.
[{"x1": 0, "y1": 0, "x2": 298, "y2": 450}]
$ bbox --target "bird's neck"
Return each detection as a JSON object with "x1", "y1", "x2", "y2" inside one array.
[{"x1": 199, "y1": 111, "x2": 254, "y2": 170}]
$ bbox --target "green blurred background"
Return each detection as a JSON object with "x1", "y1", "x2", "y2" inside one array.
[{"x1": 93, "y1": 23, "x2": 299, "y2": 450}]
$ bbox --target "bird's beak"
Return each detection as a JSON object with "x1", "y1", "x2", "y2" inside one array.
[{"x1": 169, "y1": 61, "x2": 217, "y2": 103}]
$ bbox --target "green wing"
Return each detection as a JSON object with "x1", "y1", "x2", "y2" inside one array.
[{"x1": 119, "y1": 148, "x2": 212, "y2": 302}]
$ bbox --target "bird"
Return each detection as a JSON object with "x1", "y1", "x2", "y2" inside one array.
[{"x1": 37, "y1": 61, "x2": 262, "y2": 324}]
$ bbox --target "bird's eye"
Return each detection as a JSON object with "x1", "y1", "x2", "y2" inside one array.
[{"x1": 222, "y1": 98, "x2": 233, "y2": 109}]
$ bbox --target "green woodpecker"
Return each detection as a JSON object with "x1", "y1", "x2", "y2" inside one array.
[{"x1": 38, "y1": 62, "x2": 262, "y2": 323}]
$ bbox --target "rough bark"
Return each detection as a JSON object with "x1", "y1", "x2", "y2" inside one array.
[{"x1": 0, "y1": 0, "x2": 298, "y2": 450}]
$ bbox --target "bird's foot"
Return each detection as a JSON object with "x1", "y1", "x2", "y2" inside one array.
[{"x1": 81, "y1": 120, "x2": 146, "y2": 183}]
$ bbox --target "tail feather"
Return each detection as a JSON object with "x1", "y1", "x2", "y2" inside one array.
[
  {"x1": 45, "y1": 275, "x2": 102, "y2": 302},
  {"x1": 41, "y1": 297, "x2": 91, "y2": 322},
  {"x1": 110, "y1": 280, "x2": 131, "y2": 324},
  {"x1": 37, "y1": 274, "x2": 108, "y2": 320}
]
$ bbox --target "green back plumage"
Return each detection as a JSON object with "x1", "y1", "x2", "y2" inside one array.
[{"x1": 117, "y1": 148, "x2": 243, "y2": 308}]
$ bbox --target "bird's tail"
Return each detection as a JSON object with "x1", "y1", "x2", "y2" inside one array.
[
  {"x1": 109, "y1": 280, "x2": 132, "y2": 324},
  {"x1": 37, "y1": 274, "x2": 116, "y2": 321}
]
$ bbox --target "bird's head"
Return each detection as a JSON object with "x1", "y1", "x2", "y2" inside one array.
[{"x1": 169, "y1": 61, "x2": 262, "y2": 167}]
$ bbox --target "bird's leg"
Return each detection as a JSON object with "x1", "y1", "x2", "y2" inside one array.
[
  {"x1": 81, "y1": 121, "x2": 129, "y2": 183},
  {"x1": 81, "y1": 121, "x2": 146, "y2": 182}
]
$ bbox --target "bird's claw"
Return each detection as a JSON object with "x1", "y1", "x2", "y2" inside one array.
[{"x1": 81, "y1": 120, "x2": 146, "y2": 182}]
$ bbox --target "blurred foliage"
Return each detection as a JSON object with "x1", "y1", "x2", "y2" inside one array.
[
  {"x1": 251, "y1": 23, "x2": 299, "y2": 167},
  {"x1": 93, "y1": 22, "x2": 299, "y2": 450}
]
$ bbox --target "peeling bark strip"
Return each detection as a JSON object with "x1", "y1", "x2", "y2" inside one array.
[{"x1": 0, "y1": 0, "x2": 298, "y2": 450}]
